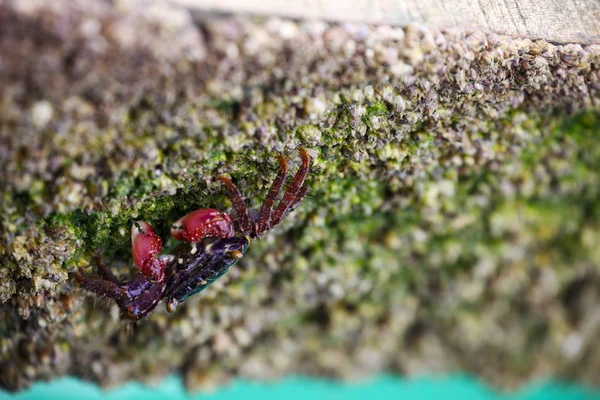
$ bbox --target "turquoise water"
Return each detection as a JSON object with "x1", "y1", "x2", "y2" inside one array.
[{"x1": 3, "y1": 375, "x2": 598, "y2": 400}]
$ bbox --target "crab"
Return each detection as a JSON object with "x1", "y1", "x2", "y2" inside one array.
[{"x1": 77, "y1": 149, "x2": 310, "y2": 320}]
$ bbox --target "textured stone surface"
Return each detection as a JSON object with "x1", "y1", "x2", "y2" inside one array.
[{"x1": 1, "y1": 0, "x2": 600, "y2": 393}]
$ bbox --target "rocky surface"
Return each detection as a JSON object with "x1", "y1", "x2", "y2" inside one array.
[{"x1": 1, "y1": 0, "x2": 599, "y2": 393}]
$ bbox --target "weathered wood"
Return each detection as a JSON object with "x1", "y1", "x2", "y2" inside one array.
[{"x1": 173, "y1": 0, "x2": 600, "y2": 44}]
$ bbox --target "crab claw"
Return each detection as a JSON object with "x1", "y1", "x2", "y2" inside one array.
[
  {"x1": 170, "y1": 209, "x2": 235, "y2": 242},
  {"x1": 131, "y1": 221, "x2": 167, "y2": 283}
]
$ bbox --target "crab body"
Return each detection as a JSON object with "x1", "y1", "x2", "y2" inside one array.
[
  {"x1": 113, "y1": 275, "x2": 166, "y2": 320},
  {"x1": 77, "y1": 149, "x2": 310, "y2": 320},
  {"x1": 163, "y1": 236, "x2": 249, "y2": 311}
]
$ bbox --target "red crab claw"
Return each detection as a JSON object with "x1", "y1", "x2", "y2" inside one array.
[
  {"x1": 131, "y1": 221, "x2": 167, "y2": 283},
  {"x1": 170, "y1": 209, "x2": 235, "y2": 243}
]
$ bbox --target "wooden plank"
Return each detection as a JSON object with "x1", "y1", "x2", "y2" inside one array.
[{"x1": 172, "y1": 0, "x2": 600, "y2": 44}]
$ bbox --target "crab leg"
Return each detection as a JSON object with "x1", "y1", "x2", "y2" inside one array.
[
  {"x1": 93, "y1": 252, "x2": 121, "y2": 285},
  {"x1": 76, "y1": 270, "x2": 126, "y2": 301},
  {"x1": 218, "y1": 175, "x2": 252, "y2": 235},
  {"x1": 257, "y1": 155, "x2": 288, "y2": 235},
  {"x1": 285, "y1": 182, "x2": 309, "y2": 216},
  {"x1": 271, "y1": 148, "x2": 310, "y2": 226}
]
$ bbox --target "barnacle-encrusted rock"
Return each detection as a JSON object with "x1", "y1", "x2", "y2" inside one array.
[{"x1": 1, "y1": 0, "x2": 600, "y2": 393}]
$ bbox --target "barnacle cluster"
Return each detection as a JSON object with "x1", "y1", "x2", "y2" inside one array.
[{"x1": 1, "y1": 0, "x2": 599, "y2": 393}]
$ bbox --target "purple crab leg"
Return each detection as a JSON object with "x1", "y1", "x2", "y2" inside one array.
[
  {"x1": 257, "y1": 155, "x2": 288, "y2": 235},
  {"x1": 271, "y1": 148, "x2": 310, "y2": 226},
  {"x1": 218, "y1": 175, "x2": 252, "y2": 235},
  {"x1": 76, "y1": 269, "x2": 126, "y2": 301}
]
